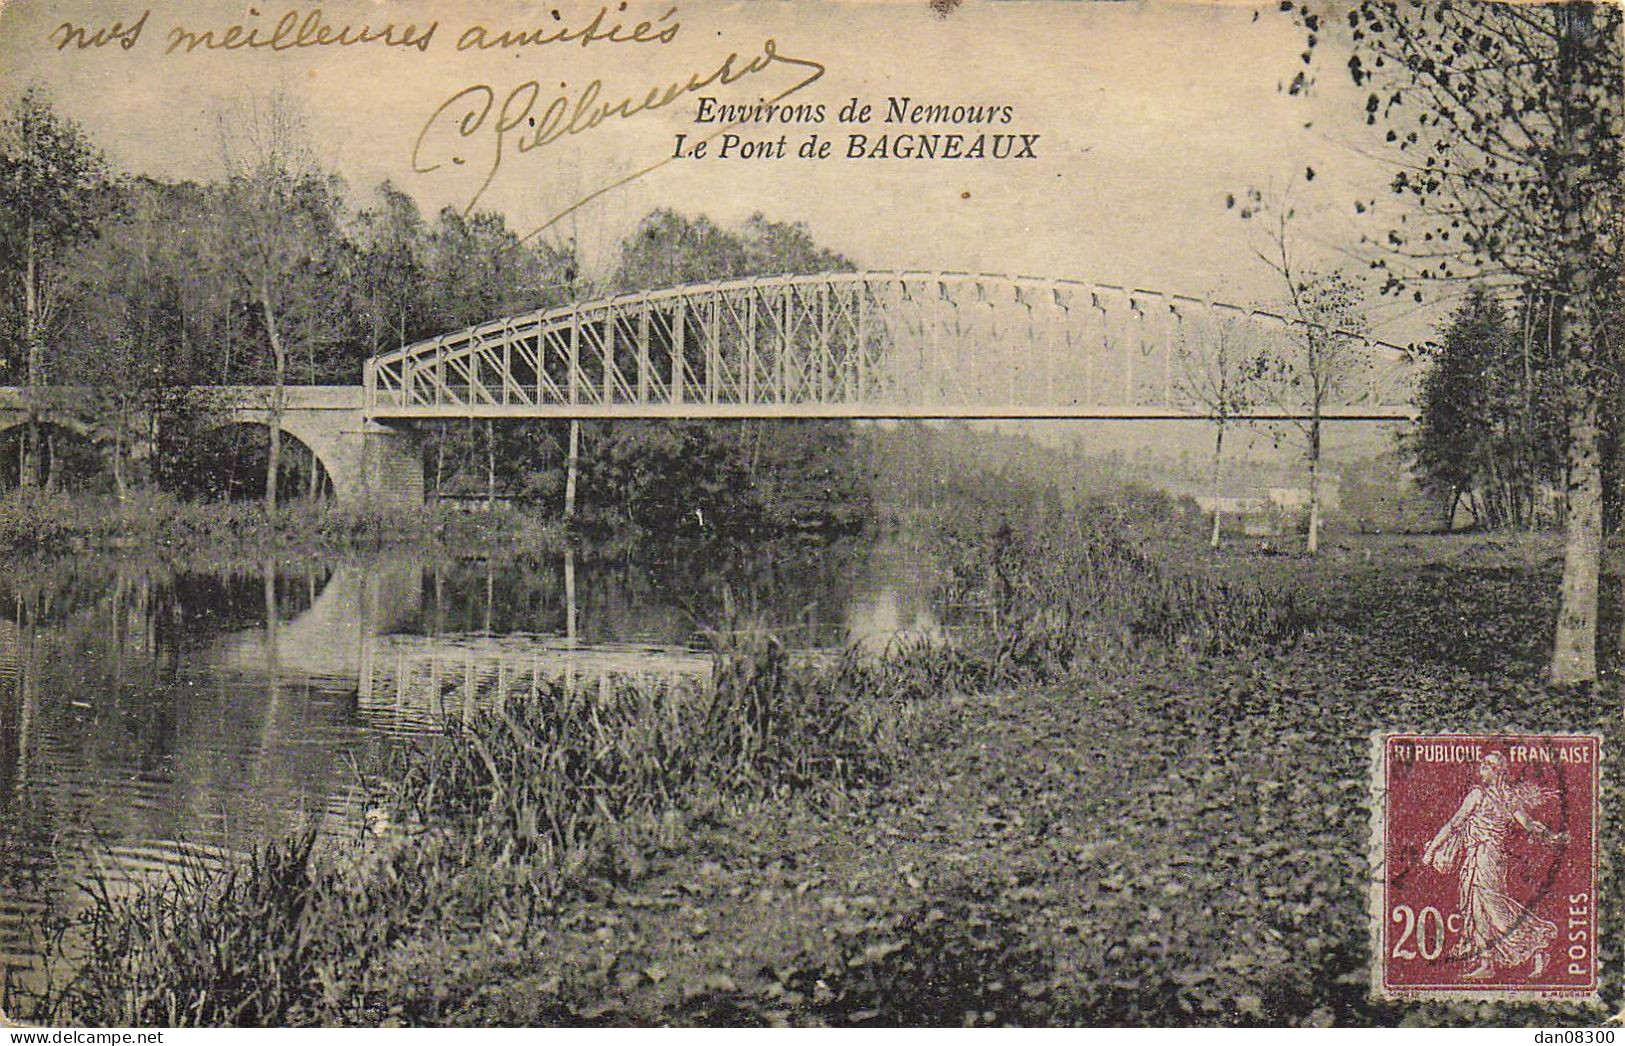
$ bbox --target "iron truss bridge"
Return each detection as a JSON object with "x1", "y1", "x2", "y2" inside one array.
[{"x1": 364, "y1": 272, "x2": 1419, "y2": 421}]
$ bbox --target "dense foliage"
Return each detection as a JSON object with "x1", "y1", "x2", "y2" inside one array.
[
  {"x1": 1286, "y1": 0, "x2": 1623, "y2": 679},
  {"x1": 1411, "y1": 288, "x2": 1569, "y2": 530},
  {"x1": 0, "y1": 489, "x2": 563, "y2": 559},
  {"x1": 560, "y1": 208, "x2": 868, "y2": 539},
  {"x1": 0, "y1": 91, "x2": 876, "y2": 537}
]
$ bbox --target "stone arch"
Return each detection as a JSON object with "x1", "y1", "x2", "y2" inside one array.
[
  {"x1": 286, "y1": 417, "x2": 423, "y2": 506},
  {"x1": 214, "y1": 405, "x2": 423, "y2": 506},
  {"x1": 274, "y1": 415, "x2": 350, "y2": 501},
  {"x1": 0, "y1": 411, "x2": 98, "y2": 442},
  {"x1": 0, "y1": 413, "x2": 116, "y2": 490},
  {"x1": 195, "y1": 419, "x2": 338, "y2": 502}
]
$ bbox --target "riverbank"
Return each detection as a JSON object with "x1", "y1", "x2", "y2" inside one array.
[
  {"x1": 402, "y1": 535, "x2": 1620, "y2": 1027},
  {"x1": 13, "y1": 528, "x2": 1619, "y2": 1026},
  {"x1": 0, "y1": 490, "x2": 568, "y2": 561}
]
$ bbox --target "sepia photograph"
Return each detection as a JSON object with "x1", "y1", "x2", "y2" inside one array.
[{"x1": 0, "y1": 0, "x2": 1618, "y2": 1029}]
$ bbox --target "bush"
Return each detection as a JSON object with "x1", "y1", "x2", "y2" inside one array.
[
  {"x1": 22, "y1": 492, "x2": 1312, "y2": 1027},
  {"x1": 29, "y1": 634, "x2": 902, "y2": 1026},
  {"x1": 0, "y1": 491, "x2": 568, "y2": 559}
]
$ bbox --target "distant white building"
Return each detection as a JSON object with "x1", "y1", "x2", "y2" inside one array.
[
  {"x1": 1268, "y1": 484, "x2": 1340, "y2": 513},
  {"x1": 1268, "y1": 487, "x2": 1308, "y2": 510},
  {"x1": 1195, "y1": 494, "x2": 1279, "y2": 537},
  {"x1": 1194, "y1": 494, "x2": 1269, "y2": 515}
]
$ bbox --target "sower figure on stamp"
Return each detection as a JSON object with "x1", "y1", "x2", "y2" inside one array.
[{"x1": 1421, "y1": 752, "x2": 1567, "y2": 979}]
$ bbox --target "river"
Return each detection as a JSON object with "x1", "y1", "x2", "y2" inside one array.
[{"x1": 0, "y1": 534, "x2": 978, "y2": 1000}]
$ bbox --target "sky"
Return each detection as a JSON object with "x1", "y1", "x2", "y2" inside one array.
[
  {"x1": 0, "y1": 0, "x2": 1445, "y2": 338},
  {"x1": 0, "y1": 0, "x2": 1447, "y2": 464}
]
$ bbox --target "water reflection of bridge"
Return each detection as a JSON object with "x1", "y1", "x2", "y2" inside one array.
[
  {"x1": 0, "y1": 546, "x2": 972, "y2": 995},
  {"x1": 201, "y1": 547, "x2": 981, "y2": 737},
  {"x1": 213, "y1": 561, "x2": 422, "y2": 683},
  {"x1": 210, "y1": 558, "x2": 718, "y2": 736},
  {"x1": 358, "y1": 635, "x2": 713, "y2": 736}
]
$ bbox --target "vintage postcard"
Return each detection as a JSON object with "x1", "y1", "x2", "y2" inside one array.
[
  {"x1": 0, "y1": 0, "x2": 1619, "y2": 1031},
  {"x1": 1370, "y1": 733, "x2": 1601, "y2": 1003}
]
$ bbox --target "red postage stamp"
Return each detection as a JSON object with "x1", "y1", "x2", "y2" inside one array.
[{"x1": 1370, "y1": 733, "x2": 1601, "y2": 1002}]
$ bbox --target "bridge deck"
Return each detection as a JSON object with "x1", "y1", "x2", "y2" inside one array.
[
  {"x1": 364, "y1": 271, "x2": 1421, "y2": 423},
  {"x1": 364, "y1": 402, "x2": 1415, "y2": 421}
]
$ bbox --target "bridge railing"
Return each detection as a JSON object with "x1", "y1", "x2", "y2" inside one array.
[{"x1": 364, "y1": 272, "x2": 1420, "y2": 420}]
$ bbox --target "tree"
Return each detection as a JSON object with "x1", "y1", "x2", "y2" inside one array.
[
  {"x1": 589, "y1": 209, "x2": 867, "y2": 536},
  {"x1": 0, "y1": 87, "x2": 115, "y2": 488},
  {"x1": 353, "y1": 181, "x2": 430, "y2": 356},
  {"x1": 612, "y1": 209, "x2": 751, "y2": 292},
  {"x1": 1172, "y1": 306, "x2": 1265, "y2": 547},
  {"x1": 420, "y1": 205, "x2": 576, "y2": 503},
  {"x1": 1291, "y1": 0, "x2": 1623, "y2": 681},
  {"x1": 54, "y1": 182, "x2": 177, "y2": 496},
  {"x1": 111, "y1": 179, "x2": 265, "y2": 501},
  {"x1": 1411, "y1": 286, "x2": 1566, "y2": 529},
  {"x1": 213, "y1": 93, "x2": 344, "y2": 510},
  {"x1": 1274, "y1": 268, "x2": 1369, "y2": 556},
  {"x1": 1238, "y1": 198, "x2": 1372, "y2": 556}
]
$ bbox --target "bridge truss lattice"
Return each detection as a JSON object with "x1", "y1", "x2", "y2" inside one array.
[{"x1": 365, "y1": 271, "x2": 1418, "y2": 421}]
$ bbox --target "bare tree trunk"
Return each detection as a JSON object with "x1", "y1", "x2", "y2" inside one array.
[
  {"x1": 1553, "y1": 385, "x2": 1602, "y2": 684},
  {"x1": 1209, "y1": 423, "x2": 1225, "y2": 549},
  {"x1": 564, "y1": 547, "x2": 577, "y2": 644},
  {"x1": 258, "y1": 290, "x2": 286, "y2": 512},
  {"x1": 564, "y1": 419, "x2": 579, "y2": 519},
  {"x1": 21, "y1": 221, "x2": 40, "y2": 490},
  {"x1": 433, "y1": 421, "x2": 446, "y2": 501},
  {"x1": 1550, "y1": 2, "x2": 1603, "y2": 686},
  {"x1": 1521, "y1": 291, "x2": 1538, "y2": 531},
  {"x1": 486, "y1": 419, "x2": 496, "y2": 509},
  {"x1": 1306, "y1": 410, "x2": 1322, "y2": 556},
  {"x1": 146, "y1": 409, "x2": 158, "y2": 497},
  {"x1": 112, "y1": 413, "x2": 125, "y2": 500},
  {"x1": 306, "y1": 320, "x2": 319, "y2": 502},
  {"x1": 265, "y1": 405, "x2": 282, "y2": 510},
  {"x1": 22, "y1": 425, "x2": 38, "y2": 493},
  {"x1": 43, "y1": 431, "x2": 57, "y2": 493},
  {"x1": 221, "y1": 301, "x2": 234, "y2": 383}
]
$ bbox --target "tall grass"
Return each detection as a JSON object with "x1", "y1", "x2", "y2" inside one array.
[
  {"x1": 908, "y1": 499, "x2": 1304, "y2": 686},
  {"x1": 21, "y1": 500, "x2": 1305, "y2": 1027},
  {"x1": 388, "y1": 633, "x2": 894, "y2": 899},
  {"x1": 24, "y1": 631, "x2": 900, "y2": 1026},
  {"x1": 0, "y1": 490, "x2": 566, "y2": 558},
  {"x1": 51, "y1": 833, "x2": 343, "y2": 1026},
  {"x1": 990, "y1": 510, "x2": 1305, "y2": 662}
]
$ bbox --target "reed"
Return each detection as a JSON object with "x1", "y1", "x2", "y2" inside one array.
[
  {"x1": 388, "y1": 630, "x2": 894, "y2": 893},
  {"x1": 37, "y1": 832, "x2": 337, "y2": 1026},
  {"x1": 23, "y1": 502, "x2": 1305, "y2": 1027},
  {"x1": 961, "y1": 502, "x2": 1304, "y2": 668},
  {"x1": 0, "y1": 490, "x2": 568, "y2": 558},
  {"x1": 27, "y1": 637, "x2": 901, "y2": 1026}
]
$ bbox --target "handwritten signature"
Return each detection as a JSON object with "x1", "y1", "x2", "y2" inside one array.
[{"x1": 412, "y1": 37, "x2": 825, "y2": 217}]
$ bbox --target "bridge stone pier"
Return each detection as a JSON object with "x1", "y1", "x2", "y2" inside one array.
[
  {"x1": 0, "y1": 385, "x2": 424, "y2": 506},
  {"x1": 218, "y1": 386, "x2": 424, "y2": 505}
]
